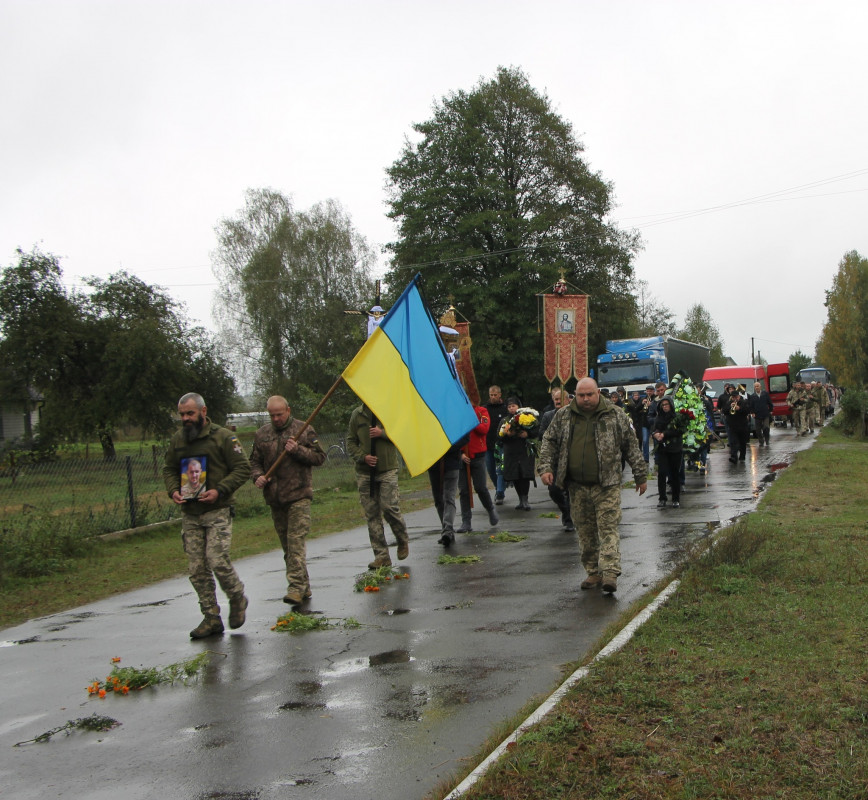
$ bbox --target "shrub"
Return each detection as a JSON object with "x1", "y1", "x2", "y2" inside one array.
[{"x1": 836, "y1": 389, "x2": 868, "y2": 437}]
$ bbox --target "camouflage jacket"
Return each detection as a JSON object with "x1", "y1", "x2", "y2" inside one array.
[
  {"x1": 249, "y1": 418, "x2": 325, "y2": 506},
  {"x1": 538, "y1": 396, "x2": 647, "y2": 490},
  {"x1": 162, "y1": 419, "x2": 251, "y2": 516},
  {"x1": 787, "y1": 387, "x2": 808, "y2": 408},
  {"x1": 810, "y1": 385, "x2": 826, "y2": 408}
]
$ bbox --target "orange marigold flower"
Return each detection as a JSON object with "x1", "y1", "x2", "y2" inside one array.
[
  {"x1": 403, "y1": 573, "x2": 409, "y2": 578},
  {"x1": 372, "y1": 586, "x2": 380, "y2": 592},
  {"x1": 98, "y1": 689, "x2": 107, "y2": 698},
  {"x1": 111, "y1": 657, "x2": 122, "y2": 663},
  {"x1": 121, "y1": 686, "x2": 130, "y2": 694}
]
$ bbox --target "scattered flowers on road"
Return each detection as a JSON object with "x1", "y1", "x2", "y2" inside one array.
[{"x1": 86, "y1": 653, "x2": 209, "y2": 697}]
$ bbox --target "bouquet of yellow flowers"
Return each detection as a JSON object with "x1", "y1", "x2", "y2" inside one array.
[
  {"x1": 497, "y1": 407, "x2": 540, "y2": 464},
  {"x1": 499, "y1": 407, "x2": 540, "y2": 437}
]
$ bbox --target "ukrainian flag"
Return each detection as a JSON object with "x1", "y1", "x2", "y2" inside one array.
[{"x1": 342, "y1": 275, "x2": 478, "y2": 476}]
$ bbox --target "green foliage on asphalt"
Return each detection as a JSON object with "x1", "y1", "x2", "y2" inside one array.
[{"x1": 450, "y1": 427, "x2": 867, "y2": 799}]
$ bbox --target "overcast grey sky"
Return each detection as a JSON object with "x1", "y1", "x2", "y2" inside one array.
[{"x1": 2, "y1": 0, "x2": 867, "y2": 369}]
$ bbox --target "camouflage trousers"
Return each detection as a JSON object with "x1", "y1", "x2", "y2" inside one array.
[
  {"x1": 792, "y1": 407, "x2": 806, "y2": 434},
  {"x1": 271, "y1": 499, "x2": 312, "y2": 596},
  {"x1": 181, "y1": 508, "x2": 245, "y2": 618},
  {"x1": 567, "y1": 483, "x2": 623, "y2": 577},
  {"x1": 356, "y1": 469, "x2": 408, "y2": 560},
  {"x1": 805, "y1": 407, "x2": 818, "y2": 431}
]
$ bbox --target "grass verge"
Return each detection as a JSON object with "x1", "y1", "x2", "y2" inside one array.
[
  {"x1": 448, "y1": 427, "x2": 868, "y2": 800},
  {"x1": 0, "y1": 473, "x2": 433, "y2": 631}
]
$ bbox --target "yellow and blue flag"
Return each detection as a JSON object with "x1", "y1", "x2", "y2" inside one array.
[{"x1": 342, "y1": 275, "x2": 478, "y2": 476}]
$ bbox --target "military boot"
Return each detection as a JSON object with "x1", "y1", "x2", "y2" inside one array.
[
  {"x1": 601, "y1": 572, "x2": 618, "y2": 594},
  {"x1": 397, "y1": 540, "x2": 410, "y2": 560},
  {"x1": 190, "y1": 615, "x2": 224, "y2": 639},
  {"x1": 368, "y1": 556, "x2": 392, "y2": 569},
  {"x1": 228, "y1": 594, "x2": 248, "y2": 629},
  {"x1": 580, "y1": 573, "x2": 602, "y2": 590}
]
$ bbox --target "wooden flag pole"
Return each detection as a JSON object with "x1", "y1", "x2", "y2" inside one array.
[{"x1": 262, "y1": 375, "x2": 345, "y2": 481}]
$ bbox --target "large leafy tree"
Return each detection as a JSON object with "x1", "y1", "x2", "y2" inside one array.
[
  {"x1": 816, "y1": 250, "x2": 868, "y2": 387},
  {"x1": 384, "y1": 66, "x2": 641, "y2": 402},
  {"x1": 0, "y1": 248, "x2": 236, "y2": 458},
  {"x1": 678, "y1": 303, "x2": 726, "y2": 366},
  {"x1": 212, "y1": 190, "x2": 376, "y2": 428}
]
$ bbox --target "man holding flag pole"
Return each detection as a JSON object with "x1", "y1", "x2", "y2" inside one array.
[{"x1": 261, "y1": 274, "x2": 479, "y2": 564}]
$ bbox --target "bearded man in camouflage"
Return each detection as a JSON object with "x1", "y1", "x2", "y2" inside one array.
[
  {"x1": 163, "y1": 392, "x2": 251, "y2": 639},
  {"x1": 538, "y1": 377, "x2": 647, "y2": 594}
]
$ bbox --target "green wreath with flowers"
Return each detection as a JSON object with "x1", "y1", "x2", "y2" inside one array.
[{"x1": 667, "y1": 374, "x2": 710, "y2": 453}]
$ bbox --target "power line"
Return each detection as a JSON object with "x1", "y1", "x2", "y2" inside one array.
[{"x1": 56, "y1": 166, "x2": 868, "y2": 288}]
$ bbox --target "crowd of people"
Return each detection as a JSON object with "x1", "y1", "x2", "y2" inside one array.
[{"x1": 163, "y1": 376, "x2": 831, "y2": 639}]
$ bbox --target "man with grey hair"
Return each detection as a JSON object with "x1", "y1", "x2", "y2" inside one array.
[
  {"x1": 163, "y1": 392, "x2": 251, "y2": 639},
  {"x1": 250, "y1": 395, "x2": 325, "y2": 606}
]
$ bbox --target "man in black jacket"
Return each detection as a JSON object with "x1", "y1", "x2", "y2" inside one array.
[{"x1": 748, "y1": 381, "x2": 774, "y2": 445}]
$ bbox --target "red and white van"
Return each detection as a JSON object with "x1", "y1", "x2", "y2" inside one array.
[{"x1": 702, "y1": 363, "x2": 792, "y2": 433}]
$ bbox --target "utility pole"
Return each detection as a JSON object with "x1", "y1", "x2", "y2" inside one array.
[{"x1": 751, "y1": 337, "x2": 755, "y2": 364}]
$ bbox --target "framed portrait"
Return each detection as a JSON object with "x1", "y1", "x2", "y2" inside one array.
[
  {"x1": 556, "y1": 309, "x2": 575, "y2": 334},
  {"x1": 180, "y1": 456, "x2": 207, "y2": 501}
]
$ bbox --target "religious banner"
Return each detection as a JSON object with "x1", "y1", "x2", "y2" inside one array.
[
  {"x1": 453, "y1": 321, "x2": 481, "y2": 406},
  {"x1": 543, "y1": 292, "x2": 589, "y2": 386},
  {"x1": 438, "y1": 307, "x2": 481, "y2": 407}
]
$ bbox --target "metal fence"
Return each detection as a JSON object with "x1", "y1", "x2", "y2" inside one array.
[{"x1": 0, "y1": 432, "x2": 358, "y2": 535}]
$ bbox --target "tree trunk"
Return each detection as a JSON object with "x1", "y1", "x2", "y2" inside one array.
[{"x1": 99, "y1": 428, "x2": 117, "y2": 461}]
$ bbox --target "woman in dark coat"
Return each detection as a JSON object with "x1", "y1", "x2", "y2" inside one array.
[
  {"x1": 652, "y1": 396, "x2": 683, "y2": 508},
  {"x1": 498, "y1": 397, "x2": 538, "y2": 511}
]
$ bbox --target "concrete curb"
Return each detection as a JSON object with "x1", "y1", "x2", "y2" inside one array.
[{"x1": 443, "y1": 578, "x2": 682, "y2": 799}]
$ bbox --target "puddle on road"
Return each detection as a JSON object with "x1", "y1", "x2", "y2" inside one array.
[
  {"x1": 0, "y1": 636, "x2": 40, "y2": 647},
  {"x1": 369, "y1": 649, "x2": 412, "y2": 666},
  {"x1": 279, "y1": 700, "x2": 327, "y2": 712},
  {"x1": 126, "y1": 599, "x2": 171, "y2": 608},
  {"x1": 379, "y1": 608, "x2": 411, "y2": 616},
  {"x1": 194, "y1": 790, "x2": 262, "y2": 799}
]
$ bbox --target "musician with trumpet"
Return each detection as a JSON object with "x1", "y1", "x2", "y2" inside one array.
[{"x1": 720, "y1": 384, "x2": 750, "y2": 463}]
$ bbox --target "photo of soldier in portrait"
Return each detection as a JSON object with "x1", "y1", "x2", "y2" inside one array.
[{"x1": 180, "y1": 457, "x2": 206, "y2": 501}]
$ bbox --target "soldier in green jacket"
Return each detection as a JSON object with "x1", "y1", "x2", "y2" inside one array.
[
  {"x1": 538, "y1": 377, "x2": 647, "y2": 595},
  {"x1": 163, "y1": 392, "x2": 251, "y2": 639},
  {"x1": 347, "y1": 404, "x2": 409, "y2": 569}
]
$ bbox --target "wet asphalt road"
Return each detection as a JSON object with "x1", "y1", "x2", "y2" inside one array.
[{"x1": 0, "y1": 428, "x2": 815, "y2": 800}]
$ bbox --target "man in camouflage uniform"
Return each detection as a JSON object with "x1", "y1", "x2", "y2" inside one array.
[
  {"x1": 811, "y1": 381, "x2": 827, "y2": 427},
  {"x1": 250, "y1": 396, "x2": 326, "y2": 606},
  {"x1": 538, "y1": 377, "x2": 647, "y2": 594},
  {"x1": 788, "y1": 381, "x2": 810, "y2": 435},
  {"x1": 163, "y1": 393, "x2": 251, "y2": 639},
  {"x1": 803, "y1": 381, "x2": 819, "y2": 433},
  {"x1": 347, "y1": 404, "x2": 410, "y2": 569}
]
